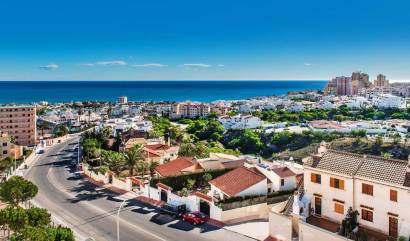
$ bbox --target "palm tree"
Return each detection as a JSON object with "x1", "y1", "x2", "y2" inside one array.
[
  {"x1": 137, "y1": 162, "x2": 149, "y2": 177},
  {"x1": 106, "y1": 151, "x2": 125, "y2": 176},
  {"x1": 148, "y1": 161, "x2": 159, "y2": 177},
  {"x1": 123, "y1": 144, "x2": 144, "y2": 176}
]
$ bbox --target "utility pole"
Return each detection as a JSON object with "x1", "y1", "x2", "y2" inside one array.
[{"x1": 77, "y1": 138, "x2": 80, "y2": 168}]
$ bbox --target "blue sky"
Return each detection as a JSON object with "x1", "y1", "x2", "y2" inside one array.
[{"x1": 1, "y1": 0, "x2": 410, "y2": 81}]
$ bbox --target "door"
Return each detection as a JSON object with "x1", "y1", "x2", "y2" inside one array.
[
  {"x1": 389, "y1": 217, "x2": 398, "y2": 238},
  {"x1": 314, "y1": 197, "x2": 322, "y2": 216},
  {"x1": 160, "y1": 190, "x2": 168, "y2": 202},
  {"x1": 199, "y1": 200, "x2": 210, "y2": 216}
]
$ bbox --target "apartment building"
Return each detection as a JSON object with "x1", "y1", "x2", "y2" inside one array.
[
  {"x1": 0, "y1": 132, "x2": 23, "y2": 160},
  {"x1": 302, "y1": 143, "x2": 410, "y2": 239},
  {"x1": 0, "y1": 105, "x2": 37, "y2": 146},
  {"x1": 170, "y1": 102, "x2": 210, "y2": 119}
]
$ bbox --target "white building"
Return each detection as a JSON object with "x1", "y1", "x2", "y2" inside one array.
[
  {"x1": 345, "y1": 96, "x2": 369, "y2": 109},
  {"x1": 218, "y1": 114, "x2": 263, "y2": 129},
  {"x1": 372, "y1": 94, "x2": 406, "y2": 109},
  {"x1": 209, "y1": 166, "x2": 268, "y2": 201},
  {"x1": 286, "y1": 102, "x2": 305, "y2": 112},
  {"x1": 301, "y1": 143, "x2": 410, "y2": 239}
]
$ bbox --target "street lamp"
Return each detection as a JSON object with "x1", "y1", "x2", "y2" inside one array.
[
  {"x1": 113, "y1": 195, "x2": 131, "y2": 241},
  {"x1": 117, "y1": 199, "x2": 126, "y2": 241}
]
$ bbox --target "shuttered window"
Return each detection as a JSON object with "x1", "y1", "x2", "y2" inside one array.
[
  {"x1": 362, "y1": 183, "x2": 373, "y2": 196},
  {"x1": 311, "y1": 173, "x2": 321, "y2": 184},
  {"x1": 334, "y1": 203, "x2": 344, "y2": 214},
  {"x1": 330, "y1": 177, "x2": 344, "y2": 190},
  {"x1": 390, "y1": 190, "x2": 397, "y2": 202},
  {"x1": 362, "y1": 209, "x2": 373, "y2": 222}
]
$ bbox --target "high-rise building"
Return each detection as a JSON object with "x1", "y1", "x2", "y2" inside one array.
[
  {"x1": 0, "y1": 105, "x2": 37, "y2": 146},
  {"x1": 351, "y1": 71, "x2": 371, "y2": 95},
  {"x1": 324, "y1": 76, "x2": 352, "y2": 96},
  {"x1": 373, "y1": 74, "x2": 389, "y2": 87},
  {"x1": 117, "y1": 96, "x2": 128, "y2": 104}
]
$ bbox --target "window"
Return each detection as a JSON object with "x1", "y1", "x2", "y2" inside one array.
[
  {"x1": 2, "y1": 151, "x2": 7, "y2": 155},
  {"x1": 2, "y1": 142, "x2": 7, "y2": 147},
  {"x1": 390, "y1": 190, "x2": 397, "y2": 202},
  {"x1": 311, "y1": 173, "x2": 321, "y2": 184},
  {"x1": 362, "y1": 209, "x2": 373, "y2": 222},
  {"x1": 281, "y1": 179, "x2": 285, "y2": 186},
  {"x1": 362, "y1": 183, "x2": 373, "y2": 196},
  {"x1": 334, "y1": 203, "x2": 344, "y2": 214},
  {"x1": 330, "y1": 177, "x2": 344, "y2": 190}
]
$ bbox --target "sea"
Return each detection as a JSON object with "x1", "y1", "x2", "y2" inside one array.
[{"x1": 0, "y1": 80, "x2": 327, "y2": 104}]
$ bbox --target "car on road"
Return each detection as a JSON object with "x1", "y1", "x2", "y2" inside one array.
[
  {"x1": 160, "y1": 201, "x2": 186, "y2": 218},
  {"x1": 181, "y1": 212, "x2": 208, "y2": 225},
  {"x1": 37, "y1": 149, "x2": 45, "y2": 154},
  {"x1": 71, "y1": 171, "x2": 83, "y2": 179}
]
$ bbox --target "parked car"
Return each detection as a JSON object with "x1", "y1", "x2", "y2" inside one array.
[
  {"x1": 181, "y1": 212, "x2": 208, "y2": 225},
  {"x1": 160, "y1": 201, "x2": 186, "y2": 218}
]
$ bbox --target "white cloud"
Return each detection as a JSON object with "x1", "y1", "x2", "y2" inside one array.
[
  {"x1": 81, "y1": 63, "x2": 95, "y2": 67},
  {"x1": 96, "y1": 60, "x2": 127, "y2": 66},
  {"x1": 183, "y1": 63, "x2": 211, "y2": 68},
  {"x1": 132, "y1": 63, "x2": 168, "y2": 67},
  {"x1": 81, "y1": 60, "x2": 127, "y2": 67},
  {"x1": 304, "y1": 63, "x2": 313, "y2": 66},
  {"x1": 39, "y1": 64, "x2": 59, "y2": 70}
]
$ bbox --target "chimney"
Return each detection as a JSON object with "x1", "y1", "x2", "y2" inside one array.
[{"x1": 317, "y1": 141, "x2": 327, "y2": 156}]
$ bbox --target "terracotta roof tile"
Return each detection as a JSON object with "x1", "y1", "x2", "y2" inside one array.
[
  {"x1": 305, "y1": 149, "x2": 410, "y2": 187},
  {"x1": 154, "y1": 157, "x2": 195, "y2": 177},
  {"x1": 272, "y1": 167, "x2": 296, "y2": 178},
  {"x1": 209, "y1": 167, "x2": 266, "y2": 197}
]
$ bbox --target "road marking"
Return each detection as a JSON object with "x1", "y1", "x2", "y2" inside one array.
[{"x1": 41, "y1": 141, "x2": 168, "y2": 241}]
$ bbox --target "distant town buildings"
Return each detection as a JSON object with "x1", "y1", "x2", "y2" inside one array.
[
  {"x1": 117, "y1": 96, "x2": 128, "y2": 104},
  {"x1": 0, "y1": 105, "x2": 37, "y2": 146},
  {"x1": 170, "y1": 102, "x2": 210, "y2": 119},
  {"x1": 374, "y1": 74, "x2": 389, "y2": 87},
  {"x1": 324, "y1": 72, "x2": 371, "y2": 96},
  {"x1": 0, "y1": 132, "x2": 23, "y2": 160}
]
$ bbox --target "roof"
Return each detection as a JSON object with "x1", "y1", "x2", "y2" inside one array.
[
  {"x1": 209, "y1": 167, "x2": 266, "y2": 197},
  {"x1": 272, "y1": 167, "x2": 296, "y2": 178},
  {"x1": 154, "y1": 157, "x2": 196, "y2": 177},
  {"x1": 145, "y1": 144, "x2": 170, "y2": 151},
  {"x1": 157, "y1": 183, "x2": 172, "y2": 191},
  {"x1": 194, "y1": 191, "x2": 213, "y2": 202},
  {"x1": 305, "y1": 150, "x2": 410, "y2": 187}
]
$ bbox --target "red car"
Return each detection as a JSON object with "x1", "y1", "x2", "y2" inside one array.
[{"x1": 181, "y1": 212, "x2": 208, "y2": 225}]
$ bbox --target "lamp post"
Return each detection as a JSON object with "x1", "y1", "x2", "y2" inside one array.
[
  {"x1": 116, "y1": 199, "x2": 127, "y2": 241},
  {"x1": 77, "y1": 138, "x2": 80, "y2": 168}
]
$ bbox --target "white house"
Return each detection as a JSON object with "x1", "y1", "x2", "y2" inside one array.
[
  {"x1": 209, "y1": 166, "x2": 268, "y2": 201},
  {"x1": 301, "y1": 143, "x2": 410, "y2": 239},
  {"x1": 372, "y1": 94, "x2": 406, "y2": 109},
  {"x1": 253, "y1": 164, "x2": 297, "y2": 192},
  {"x1": 286, "y1": 102, "x2": 305, "y2": 112},
  {"x1": 218, "y1": 114, "x2": 263, "y2": 129}
]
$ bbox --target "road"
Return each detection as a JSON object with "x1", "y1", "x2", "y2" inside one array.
[{"x1": 24, "y1": 136, "x2": 255, "y2": 241}]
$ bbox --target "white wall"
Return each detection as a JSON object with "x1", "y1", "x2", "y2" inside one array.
[
  {"x1": 304, "y1": 168, "x2": 354, "y2": 223},
  {"x1": 268, "y1": 211, "x2": 292, "y2": 241},
  {"x1": 299, "y1": 221, "x2": 352, "y2": 241},
  {"x1": 354, "y1": 178, "x2": 410, "y2": 238},
  {"x1": 236, "y1": 179, "x2": 268, "y2": 197}
]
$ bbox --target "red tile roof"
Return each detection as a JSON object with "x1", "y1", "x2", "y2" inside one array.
[
  {"x1": 272, "y1": 167, "x2": 296, "y2": 178},
  {"x1": 157, "y1": 183, "x2": 172, "y2": 191},
  {"x1": 194, "y1": 191, "x2": 213, "y2": 202},
  {"x1": 154, "y1": 157, "x2": 196, "y2": 177},
  {"x1": 209, "y1": 167, "x2": 266, "y2": 197},
  {"x1": 145, "y1": 144, "x2": 171, "y2": 151}
]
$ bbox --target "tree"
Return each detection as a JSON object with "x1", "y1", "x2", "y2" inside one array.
[
  {"x1": 123, "y1": 145, "x2": 144, "y2": 176},
  {"x1": 26, "y1": 208, "x2": 51, "y2": 227},
  {"x1": 137, "y1": 162, "x2": 149, "y2": 177},
  {"x1": 339, "y1": 207, "x2": 359, "y2": 239},
  {"x1": 106, "y1": 151, "x2": 125, "y2": 175},
  {"x1": 56, "y1": 125, "x2": 69, "y2": 137},
  {"x1": 148, "y1": 161, "x2": 159, "y2": 177},
  {"x1": 0, "y1": 176, "x2": 38, "y2": 207},
  {"x1": 202, "y1": 173, "x2": 212, "y2": 185},
  {"x1": 185, "y1": 179, "x2": 196, "y2": 190}
]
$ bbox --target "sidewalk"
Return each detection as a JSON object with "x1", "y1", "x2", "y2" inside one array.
[{"x1": 223, "y1": 219, "x2": 269, "y2": 241}]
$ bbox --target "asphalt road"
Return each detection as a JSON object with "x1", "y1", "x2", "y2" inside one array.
[{"x1": 24, "y1": 136, "x2": 255, "y2": 241}]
